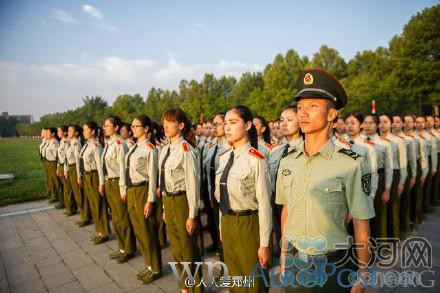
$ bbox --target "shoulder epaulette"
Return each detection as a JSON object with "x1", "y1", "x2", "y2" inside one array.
[
  {"x1": 406, "y1": 134, "x2": 414, "y2": 138},
  {"x1": 182, "y1": 141, "x2": 189, "y2": 152},
  {"x1": 219, "y1": 148, "x2": 232, "y2": 157},
  {"x1": 208, "y1": 143, "x2": 216, "y2": 148},
  {"x1": 338, "y1": 148, "x2": 361, "y2": 160},
  {"x1": 147, "y1": 142, "x2": 155, "y2": 149},
  {"x1": 128, "y1": 139, "x2": 135, "y2": 145},
  {"x1": 429, "y1": 131, "x2": 435, "y2": 137},
  {"x1": 95, "y1": 142, "x2": 100, "y2": 147},
  {"x1": 337, "y1": 136, "x2": 351, "y2": 147},
  {"x1": 380, "y1": 137, "x2": 390, "y2": 142},
  {"x1": 364, "y1": 140, "x2": 375, "y2": 146},
  {"x1": 116, "y1": 139, "x2": 121, "y2": 145},
  {"x1": 397, "y1": 135, "x2": 405, "y2": 140},
  {"x1": 282, "y1": 147, "x2": 297, "y2": 158},
  {"x1": 249, "y1": 148, "x2": 265, "y2": 159},
  {"x1": 419, "y1": 134, "x2": 425, "y2": 140},
  {"x1": 264, "y1": 143, "x2": 273, "y2": 150}
]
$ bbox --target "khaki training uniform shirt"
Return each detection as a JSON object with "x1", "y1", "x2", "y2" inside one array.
[
  {"x1": 80, "y1": 139, "x2": 104, "y2": 185},
  {"x1": 396, "y1": 132, "x2": 417, "y2": 179},
  {"x1": 57, "y1": 137, "x2": 69, "y2": 167},
  {"x1": 413, "y1": 132, "x2": 430, "y2": 178},
  {"x1": 64, "y1": 138, "x2": 82, "y2": 176},
  {"x1": 417, "y1": 130, "x2": 437, "y2": 173},
  {"x1": 103, "y1": 136, "x2": 128, "y2": 196},
  {"x1": 385, "y1": 133, "x2": 408, "y2": 185},
  {"x1": 365, "y1": 134, "x2": 394, "y2": 189},
  {"x1": 268, "y1": 137, "x2": 303, "y2": 193},
  {"x1": 126, "y1": 138, "x2": 158, "y2": 203},
  {"x1": 45, "y1": 138, "x2": 59, "y2": 162},
  {"x1": 158, "y1": 136, "x2": 200, "y2": 219},
  {"x1": 204, "y1": 137, "x2": 232, "y2": 201},
  {"x1": 276, "y1": 139, "x2": 375, "y2": 255},
  {"x1": 214, "y1": 142, "x2": 272, "y2": 247},
  {"x1": 39, "y1": 139, "x2": 47, "y2": 159},
  {"x1": 427, "y1": 129, "x2": 439, "y2": 172},
  {"x1": 351, "y1": 137, "x2": 379, "y2": 198}
]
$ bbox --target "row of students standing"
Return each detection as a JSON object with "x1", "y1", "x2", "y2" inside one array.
[
  {"x1": 39, "y1": 103, "x2": 440, "y2": 292},
  {"x1": 334, "y1": 113, "x2": 440, "y2": 242}
]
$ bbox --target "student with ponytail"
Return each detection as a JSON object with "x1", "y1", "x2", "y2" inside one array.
[
  {"x1": 79, "y1": 121, "x2": 111, "y2": 244},
  {"x1": 57, "y1": 125, "x2": 76, "y2": 215},
  {"x1": 215, "y1": 105, "x2": 272, "y2": 293},
  {"x1": 126, "y1": 115, "x2": 162, "y2": 284},
  {"x1": 253, "y1": 115, "x2": 272, "y2": 159},
  {"x1": 159, "y1": 108, "x2": 202, "y2": 293},
  {"x1": 45, "y1": 127, "x2": 63, "y2": 207},
  {"x1": 102, "y1": 116, "x2": 136, "y2": 264},
  {"x1": 65, "y1": 124, "x2": 91, "y2": 226}
]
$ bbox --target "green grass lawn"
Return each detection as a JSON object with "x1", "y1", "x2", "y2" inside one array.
[{"x1": 0, "y1": 137, "x2": 47, "y2": 206}]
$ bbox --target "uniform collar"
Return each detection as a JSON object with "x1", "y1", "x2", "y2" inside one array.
[
  {"x1": 352, "y1": 136, "x2": 363, "y2": 144},
  {"x1": 217, "y1": 136, "x2": 229, "y2": 147},
  {"x1": 106, "y1": 135, "x2": 119, "y2": 145},
  {"x1": 170, "y1": 136, "x2": 184, "y2": 150},
  {"x1": 288, "y1": 136, "x2": 303, "y2": 148},
  {"x1": 368, "y1": 133, "x2": 379, "y2": 140},
  {"x1": 233, "y1": 141, "x2": 251, "y2": 158},
  {"x1": 136, "y1": 137, "x2": 150, "y2": 146},
  {"x1": 299, "y1": 138, "x2": 335, "y2": 160}
]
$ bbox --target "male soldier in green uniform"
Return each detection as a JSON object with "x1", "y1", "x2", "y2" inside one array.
[{"x1": 277, "y1": 69, "x2": 375, "y2": 292}]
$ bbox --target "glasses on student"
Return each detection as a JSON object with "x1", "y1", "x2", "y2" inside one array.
[
  {"x1": 213, "y1": 122, "x2": 225, "y2": 127},
  {"x1": 131, "y1": 125, "x2": 143, "y2": 129}
]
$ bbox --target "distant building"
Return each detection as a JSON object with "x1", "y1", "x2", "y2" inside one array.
[{"x1": 1, "y1": 112, "x2": 33, "y2": 123}]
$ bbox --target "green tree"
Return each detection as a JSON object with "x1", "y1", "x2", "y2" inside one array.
[
  {"x1": 389, "y1": 5, "x2": 440, "y2": 113},
  {"x1": 108, "y1": 94, "x2": 145, "y2": 122},
  {"x1": 311, "y1": 45, "x2": 348, "y2": 79}
]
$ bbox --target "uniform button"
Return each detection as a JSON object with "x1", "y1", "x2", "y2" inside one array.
[{"x1": 325, "y1": 187, "x2": 329, "y2": 193}]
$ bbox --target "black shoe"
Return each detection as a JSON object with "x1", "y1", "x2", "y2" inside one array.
[
  {"x1": 206, "y1": 243, "x2": 218, "y2": 253},
  {"x1": 109, "y1": 251, "x2": 122, "y2": 259},
  {"x1": 54, "y1": 203, "x2": 64, "y2": 209},
  {"x1": 93, "y1": 236, "x2": 108, "y2": 245},
  {"x1": 78, "y1": 220, "x2": 90, "y2": 227},
  {"x1": 66, "y1": 211, "x2": 76, "y2": 217},
  {"x1": 89, "y1": 235, "x2": 99, "y2": 242},
  {"x1": 48, "y1": 198, "x2": 58, "y2": 203},
  {"x1": 117, "y1": 253, "x2": 133, "y2": 264},
  {"x1": 141, "y1": 270, "x2": 161, "y2": 284},
  {"x1": 137, "y1": 268, "x2": 149, "y2": 279}
]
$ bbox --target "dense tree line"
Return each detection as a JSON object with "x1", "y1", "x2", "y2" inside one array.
[{"x1": 7, "y1": 5, "x2": 440, "y2": 137}]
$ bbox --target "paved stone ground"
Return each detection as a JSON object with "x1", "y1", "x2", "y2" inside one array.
[{"x1": 0, "y1": 200, "x2": 439, "y2": 292}]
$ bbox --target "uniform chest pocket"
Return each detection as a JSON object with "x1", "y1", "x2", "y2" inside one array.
[
  {"x1": 313, "y1": 181, "x2": 345, "y2": 204},
  {"x1": 136, "y1": 157, "x2": 147, "y2": 170},
  {"x1": 110, "y1": 149, "x2": 118, "y2": 160},
  {"x1": 279, "y1": 167, "x2": 294, "y2": 189},
  {"x1": 229, "y1": 169, "x2": 254, "y2": 195}
]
